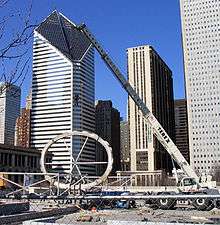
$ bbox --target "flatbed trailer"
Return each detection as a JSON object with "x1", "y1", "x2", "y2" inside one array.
[
  {"x1": 53, "y1": 192, "x2": 220, "y2": 211},
  {"x1": 2, "y1": 190, "x2": 220, "y2": 211}
]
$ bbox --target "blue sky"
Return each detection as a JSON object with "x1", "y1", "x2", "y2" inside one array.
[{"x1": 9, "y1": 0, "x2": 185, "y2": 119}]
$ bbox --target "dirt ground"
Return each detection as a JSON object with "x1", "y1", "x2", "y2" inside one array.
[{"x1": 34, "y1": 205, "x2": 220, "y2": 225}]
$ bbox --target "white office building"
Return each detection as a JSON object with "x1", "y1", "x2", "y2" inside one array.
[
  {"x1": 31, "y1": 11, "x2": 95, "y2": 175},
  {"x1": 0, "y1": 82, "x2": 21, "y2": 145},
  {"x1": 180, "y1": 0, "x2": 220, "y2": 175}
]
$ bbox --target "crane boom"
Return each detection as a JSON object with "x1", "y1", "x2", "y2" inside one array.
[{"x1": 77, "y1": 24, "x2": 199, "y2": 181}]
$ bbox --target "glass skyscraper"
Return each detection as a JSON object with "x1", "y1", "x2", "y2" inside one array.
[{"x1": 31, "y1": 11, "x2": 95, "y2": 175}]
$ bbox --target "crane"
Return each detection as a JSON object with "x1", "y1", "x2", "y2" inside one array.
[{"x1": 76, "y1": 23, "x2": 216, "y2": 190}]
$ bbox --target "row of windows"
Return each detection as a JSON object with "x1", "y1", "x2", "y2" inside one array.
[
  {"x1": 185, "y1": 29, "x2": 219, "y2": 37},
  {"x1": 189, "y1": 92, "x2": 220, "y2": 99},
  {"x1": 32, "y1": 95, "x2": 71, "y2": 103},
  {"x1": 190, "y1": 81, "x2": 219, "y2": 87},
  {"x1": 193, "y1": 142, "x2": 220, "y2": 146},
  {"x1": 193, "y1": 137, "x2": 220, "y2": 143},
  {"x1": 32, "y1": 80, "x2": 72, "y2": 89},
  {"x1": 194, "y1": 160, "x2": 220, "y2": 164},
  {"x1": 188, "y1": 57, "x2": 219, "y2": 64},
  {"x1": 195, "y1": 166, "x2": 217, "y2": 170},
  {"x1": 191, "y1": 107, "x2": 219, "y2": 112},
  {"x1": 31, "y1": 107, "x2": 71, "y2": 113},
  {"x1": 33, "y1": 61, "x2": 68, "y2": 70},
  {"x1": 33, "y1": 69, "x2": 71, "y2": 77},
  {"x1": 0, "y1": 152, "x2": 39, "y2": 168},
  {"x1": 33, "y1": 65, "x2": 71, "y2": 73},
  {"x1": 32, "y1": 84, "x2": 71, "y2": 92},
  {"x1": 191, "y1": 96, "x2": 220, "y2": 102},
  {"x1": 183, "y1": 0, "x2": 218, "y2": 9},
  {"x1": 33, "y1": 74, "x2": 71, "y2": 83},
  {"x1": 192, "y1": 114, "x2": 220, "y2": 119}
]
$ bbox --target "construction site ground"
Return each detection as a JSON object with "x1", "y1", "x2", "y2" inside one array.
[{"x1": 26, "y1": 203, "x2": 220, "y2": 225}]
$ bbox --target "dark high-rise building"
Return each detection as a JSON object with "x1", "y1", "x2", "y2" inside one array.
[
  {"x1": 127, "y1": 45, "x2": 175, "y2": 172},
  {"x1": 174, "y1": 99, "x2": 189, "y2": 163},
  {"x1": 95, "y1": 100, "x2": 120, "y2": 175},
  {"x1": 120, "y1": 120, "x2": 130, "y2": 171}
]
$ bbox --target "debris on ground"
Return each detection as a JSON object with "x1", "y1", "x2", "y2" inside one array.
[
  {"x1": 137, "y1": 206, "x2": 153, "y2": 215},
  {"x1": 77, "y1": 215, "x2": 93, "y2": 222},
  {"x1": 28, "y1": 203, "x2": 220, "y2": 225},
  {"x1": 190, "y1": 216, "x2": 214, "y2": 224},
  {"x1": 141, "y1": 217, "x2": 148, "y2": 222},
  {"x1": 210, "y1": 208, "x2": 220, "y2": 215}
]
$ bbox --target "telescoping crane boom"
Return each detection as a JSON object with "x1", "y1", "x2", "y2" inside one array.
[{"x1": 76, "y1": 24, "x2": 215, "y2": 188}]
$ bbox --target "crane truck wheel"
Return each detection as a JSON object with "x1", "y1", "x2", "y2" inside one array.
[
  {"x1": 192, "y1": 198, "x2": 214, "y2": 211},
  {"x1": 215, "y1": 200, "x2": 220, "y2": 209},
  {"x1": 155, "y1": 198, "x2": 176, "y2": 210}
]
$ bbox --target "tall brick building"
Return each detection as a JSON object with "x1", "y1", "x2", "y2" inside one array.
[
  {"x1": 15, "y1": 92, "x2": 32, "y2": 148},
  {"x1": 15, "y1": 108, "x2": 31, "y2": 148}
]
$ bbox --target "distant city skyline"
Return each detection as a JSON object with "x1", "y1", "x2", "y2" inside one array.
[{"x1": 5, "y1": 0, "x2": 185, "y2": 119}]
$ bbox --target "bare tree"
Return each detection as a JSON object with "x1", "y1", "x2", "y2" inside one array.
[
  {"x1": 0, "y1": 0, "x2": 38, "y2": 117},
  {"x1": 0, "y1": 0, "x2": 37, "y2": 98}
]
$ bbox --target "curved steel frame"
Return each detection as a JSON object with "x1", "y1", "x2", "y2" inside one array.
[{"x1": 40, "y1": 131, "x2": 113, "y2": 190}]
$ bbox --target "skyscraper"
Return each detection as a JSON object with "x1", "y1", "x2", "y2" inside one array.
[
  {"x1": 174, "y1": 99, "x2": 189, "y2": 163},
  {"x1": 120, "y1": 120, "x2": 130, "y2": 171},
  {"x1": 180, "y1": 0, "x2": 220, "y2": 174},
  {"x1": 127, "y1": 45, "x2": 175, "y2": 172},
  {"x1": 0, "y1": 82, "x2": 21, "y2": 145},
  {"x1": 95, "y1": 100, "x2": 120, "y2": 175},
  {"x1": 15, "y1": 92, "x2": 32, "y2": 148},
  {"x1": 15, "y1": 108, "x2": 31, "y2": 148},
  {"x1": 31, "y1": 11, "x2": 95, "y2": 175}
]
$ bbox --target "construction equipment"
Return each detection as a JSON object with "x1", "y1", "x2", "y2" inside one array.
[
  {"x1": 0, "y1": 173, "x2": 7, "y2": 189},
  {"x1": 75, "y1": 24, "x2": 216, "y2": 193}
]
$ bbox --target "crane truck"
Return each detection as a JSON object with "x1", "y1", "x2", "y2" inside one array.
[{"x1": 74, "y1": 23, "x2": 220, "y2": 210}]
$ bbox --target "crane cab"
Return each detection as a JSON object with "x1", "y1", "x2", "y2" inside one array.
[{"x1": 177, "y1": 177, "x2": 198, "y2": 193}]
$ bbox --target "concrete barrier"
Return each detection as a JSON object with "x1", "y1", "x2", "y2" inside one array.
[
  {"x1": 0, "y1": 205, "x2": 78, "y2": 225},
  {"x1": 0, "y1": 201, "x2": 29, "y2": 216}
]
